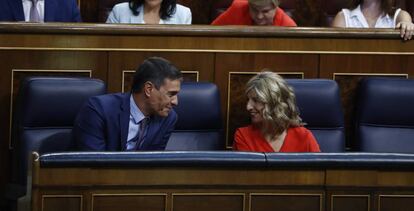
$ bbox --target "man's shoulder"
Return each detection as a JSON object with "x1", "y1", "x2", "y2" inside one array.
[{"x1": 89, "y1": 93, "x2": 127, "y2": 107}]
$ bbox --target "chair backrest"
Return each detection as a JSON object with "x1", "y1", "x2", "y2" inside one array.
[
  {"x1": 11, "y1": 77, "x2": 106, "y2": 187},
  {"x1": 286, "y1": 79, "x2": 345, "y2": 152},
  {"x1": 355, "y1": 78, "x2": 414, "y2": 153},
  {"x1": 166, "y1": 82, "x2": 223, "y2": 150}
]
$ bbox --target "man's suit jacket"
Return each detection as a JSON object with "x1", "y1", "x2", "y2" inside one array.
[
  {"x1": 0, "y1": 0, "x2": 81, "y2": 22},
  {"x1": 73, "y1": 93, "x2": 177, "y2": 151}
]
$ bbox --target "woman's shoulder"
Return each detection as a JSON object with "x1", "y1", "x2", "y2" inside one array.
[
  {"x1": 287, "y1": 126, "x2": 312, "y2": 137},
  {"x1": 175, "y1": 4, "x2": 192, "y2": 16},
  {"x1": 112, "y1": 2, "x2": 130, "y2": 11},
  {"x1": 176, "y1": 4, "x2": 191, "y2": 12},
  {"x1": 168, "y1": 4, "x2": 192, "y2": 24}
]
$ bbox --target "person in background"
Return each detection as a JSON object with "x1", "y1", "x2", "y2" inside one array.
[
  {"x1": 233, "y1": 71, "x2": 320, "y2": 152},
  {"x1": 74, "y1": 57, "x2": 182, "y2": 151},
  {"x1": 211, "y1": 0, "x2": 296, "y2": 26},
  {"x1": 107, "y1": 0, "x2": 191, "y2": 24},
  {"x1": 0, "y1": 0, "x2": 81, "y2": 22},
  {"x1": 332, "y1": 0, "x2": 414, "y2": 40}
]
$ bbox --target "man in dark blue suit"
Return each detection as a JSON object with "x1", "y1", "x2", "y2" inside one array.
[
  {"x1": 0, "y1": 0, "x2": 81, "y2": 22},
  {"x1": 74, "y1": 57, "x2": 182, "y2": 151}
]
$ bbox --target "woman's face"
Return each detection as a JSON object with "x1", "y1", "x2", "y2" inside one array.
[
  {"x1": 246, "y1": 90, "x2": 265, "y2": 125},
  {"x1": 248, "y1": 2, "x2": 277, "y2": 25},
  {"x1": 145, "y1": 0, "x2": 162, "y2": 8}
]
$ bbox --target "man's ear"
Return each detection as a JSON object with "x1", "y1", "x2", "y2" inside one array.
[{"x1": 143, "y1": 81, "x2": 154, "y2": 97}]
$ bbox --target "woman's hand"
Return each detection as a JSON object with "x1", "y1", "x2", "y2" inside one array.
[{"x1": 396, "y1": 21, "x2": 414, "y2": 41}]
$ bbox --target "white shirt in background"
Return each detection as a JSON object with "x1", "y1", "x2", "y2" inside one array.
[{"x1": 342, "y1": 5, "x2": 401, "y2": 28}]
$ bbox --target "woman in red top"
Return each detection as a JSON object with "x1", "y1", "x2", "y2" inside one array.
[
  {"x1": 211, "y1": 0, "x2": 296, "y2": 26},
  {"x1": 233, "y1": 71, "x2": 320, "y2": 152}
]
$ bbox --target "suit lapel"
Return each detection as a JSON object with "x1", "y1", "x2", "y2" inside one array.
[
  {"x1": 9, "y1": 0, "x2": 25, "y2": 21},
  {"x1": 44, "y1": 0, "x2": 57, "y2": 22},
  {"x1": 119, "y1": 93, "x2": 131, "y2": 151}
]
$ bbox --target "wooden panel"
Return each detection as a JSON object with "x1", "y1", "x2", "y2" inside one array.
[
  {"x1": 36, "y1": 168, "x2": 324, "y2": 186},
  {"x1": 215, "y1": 53, "x2": 318, "y2": 148},
  {"x1": 326, "y1": 170, "x2": 378, "y2": 187},
  {"x1": 379, "y1": 195, "x2": 414, "y2": 211},
  {"x1": 320, "y1": 54, "x2": 414, "y2": 149},
  {"x1": 226, "y1": 72, "x2": 303, "y2": 148},
  {"x1": 331, "y1": 195, "x2": 369, "y2": 211},
  {"x1": 320, "y1": 55, "x2": 414, "y2": 78},
  {"x1": 172, "y1": 194, "x2": 244, "y2": 211},
  {"x1": 108, "y1": 52, "x2": 214, "y2": 93},
  {"x1": 80, "y1": 0, "x2": 99, "y2": 22},
  {"x1": 250, "y1": 194, "x2": 322, "y2": 211},
  {"x1": 42, "y1": 196, "x2": 82, "y2": 211},
  {"x1": 92, "y1": 194, "x2": 166, "y2": 211}
]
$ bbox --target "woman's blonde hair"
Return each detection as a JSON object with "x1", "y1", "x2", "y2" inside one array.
[{"x1": 246, "y1": 71, "x2": 303, "y2": 134}]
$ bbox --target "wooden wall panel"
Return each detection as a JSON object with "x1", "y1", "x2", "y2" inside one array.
[
  {"x1": 172, "y1": 194, "x2": 244, "y2": 211},
  {"x1": 107, "y1": 52, "x2": 215, "y2": 93},
  {"x1": 42, "y1": 196, "x2": 82, "y2": 211},
  {"x1": 250, "y1": 194, "x2": 322, "y2": 211},
  {"x1": 330, "y1": 195, "x2": 370, "y2": 211},
  {"x1": 92, "y1": 194, "x2": 166, "y2": 211},
  {"x1": 215, "y1": 53, "x2": 319, "y2": 148},
  {"x1": 379, "y1": 195, "x2": 414, "y2": 211}
]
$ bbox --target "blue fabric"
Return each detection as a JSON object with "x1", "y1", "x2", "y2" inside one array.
[
  {"x1": 73, "y1": 93, "x2": 177, "y2": 151},
  {"x1": 166, "y1": 82, "x2": 223, "y2": 150},
  {"x1": 356, "y1": 78, "x2": 414, "y2": 153},
  {"x1": 265, "y1": 152, "x2": 414, "y2": 169},
  {"x1": 286, "y1": 79, "x2": 345, "y2": 152},
  {"x1": 39, "y1": 151, "x2": 266, "y2": 167},
  {"x1": 38, "y1": 151, "x2": 414, "y2": 170},
  {"x1": 0, "y1": 0, "x2": 81, "y2": 22}
]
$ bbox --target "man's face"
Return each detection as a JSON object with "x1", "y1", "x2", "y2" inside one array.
[
  {"x1": 248, "y1": 2, "x2": 277, "y2": 25},
  {"x1": 148, "y1": 78, "x2": 181, "y2": 117}
]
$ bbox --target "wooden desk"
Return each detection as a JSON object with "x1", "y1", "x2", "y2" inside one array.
[{"x1": 28, "y1": 152, "x2": 414, "y2": 211}]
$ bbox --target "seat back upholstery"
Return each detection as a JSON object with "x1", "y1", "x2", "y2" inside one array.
[
  {"x1": 166, "y1": 82, "x2": 223, "y2": 150},
  {"x1": 12, "y1": 77, "x2": 106, "y2": 187},
  {"x1": 286, "y1": 79, "x2": 345, "y2": 152},
  {"x1": 355, "y1": 78, "x2": 414, "y2": 153}
]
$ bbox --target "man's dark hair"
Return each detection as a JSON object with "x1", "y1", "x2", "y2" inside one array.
[
  {"x1": 129, "y1": 0, "x2": 177, "y2": 20},
  {"x1": 131, "y1": 57, "x2": 182, "y2": 93}
]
